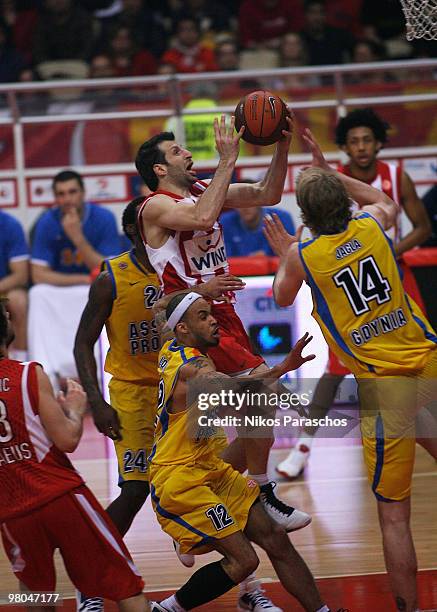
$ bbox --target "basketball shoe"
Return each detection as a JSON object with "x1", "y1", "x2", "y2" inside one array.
[
  {"x1": 76, "y1": 593, "x2": 103, "y2": 612},
  {"x1": 276, "y1": 444, "x2": 311, "y2": 479},
  {"x1": 238, "y1": 577, "x2": 283, "y2": 611},
  {"x1": 259, "y1": 482, "x2": 311, "y2": 532}
]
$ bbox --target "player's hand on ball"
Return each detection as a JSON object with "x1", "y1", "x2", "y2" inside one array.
[
  {"x1": 278, "y1": 107, "x2": 294, "y2": 147},
  {"x1": 263, "y1": 213, "x2": 303, "y2": 257},
  {"x1": 214, "y1": 114, "x2": 243, "y2": 164},
  {"x1": 281, "y1": 332, "x2": 315, "y2": 373}
]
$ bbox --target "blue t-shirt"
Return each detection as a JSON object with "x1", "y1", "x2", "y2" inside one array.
[
  {"x1": 0, "y1": 211, "x2": 29, "y2": 280},
  {"x1": 221, "y1": 207, "x2": 295, "y2": 257},
  {"x1": 31, "y1": 203, "x2": 121, "y2": 274}
]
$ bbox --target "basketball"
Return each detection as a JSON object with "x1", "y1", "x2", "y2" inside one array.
[{"x1": 234, "y1": 90, "x2": 288, "y2": 146}]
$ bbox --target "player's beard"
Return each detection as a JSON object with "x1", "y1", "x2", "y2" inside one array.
[{"x1": 193, "y1": 330, "x2": 219, "y2": 349}]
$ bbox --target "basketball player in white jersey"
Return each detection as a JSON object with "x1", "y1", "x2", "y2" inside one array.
[
  {"x1": 277, "y1": 107, "x2": 432, "y2": 479},
  {"x1": 135, "y1": 116, "x2": 312, "y2": 543}
]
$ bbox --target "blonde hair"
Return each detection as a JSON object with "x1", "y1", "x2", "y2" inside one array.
[{"x1": 296, "y1": 167, "x2": 352, "y2": 234}]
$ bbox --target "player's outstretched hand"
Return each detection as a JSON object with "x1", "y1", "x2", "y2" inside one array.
[
  {"x1": 90, "y1": 397, "x2": 122, "y2": 440},
  {"x1": 280, "y1": 332, "x2": 315, "y2": 373},
  {"x1": 302, "y1": 128, "x2": 331, "y2": 171},
  {"x1": 214, "y1": 114, "x2": 243, "y2": 164},
  {"x1": 201, "y1": 274, "x2": 246, "y2": 301},
  {"x1": 263, "y1": 213, "x2": 303, "y2": 257}
]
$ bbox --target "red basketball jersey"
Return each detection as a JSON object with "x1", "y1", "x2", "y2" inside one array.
[
  {"x1": 339, "y1": 160, "x2": 402, "y2": 243},
  {"x1": 0, "y1": 359, "x2": 83, "y2": 521}
]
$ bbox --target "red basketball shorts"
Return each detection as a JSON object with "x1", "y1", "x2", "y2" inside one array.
[
  {"x1": 207, "y1": 302, "x2": 264, "y2": 375},
  {"x1": 1, "y1": 485, "x2": 144, "y2": 600}
]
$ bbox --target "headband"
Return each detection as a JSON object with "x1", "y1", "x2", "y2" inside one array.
[{"x1": 167, "y1": 292, "x2": 203, "y2": 331}]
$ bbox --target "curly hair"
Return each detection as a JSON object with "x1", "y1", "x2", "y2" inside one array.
[{"x1": 335, "y1": 108, "x2": 390, "y2": 146}]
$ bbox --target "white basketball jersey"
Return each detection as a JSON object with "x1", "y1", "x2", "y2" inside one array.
[{"x1": 138, "y1": 180, "x2": 231, "y2": 295}]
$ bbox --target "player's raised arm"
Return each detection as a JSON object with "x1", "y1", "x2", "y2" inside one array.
[
  {"x1": 225, "y1": 110, "x2": 293, "y2": 209},
  {"x1": 142, "y1": 116, "x2": 243, "y2": 232},
  {"x1": 263, "y1": 214, "x2": 306, "y2": 306},
  {"x1": 302, "y1": 128, "x2": 397, "y2": 230}
]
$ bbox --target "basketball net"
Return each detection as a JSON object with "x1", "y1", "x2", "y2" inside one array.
[{"x1": 399, "y1": 0, "x2": 437, "y2": 40}]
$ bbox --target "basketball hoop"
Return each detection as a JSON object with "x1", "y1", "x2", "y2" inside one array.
[{"x1": 399, "y1": 0, "x2": 437, "y2": 40}]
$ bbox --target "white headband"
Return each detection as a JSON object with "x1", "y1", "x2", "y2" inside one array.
[{"x1": 167, "y1": 292, "x2": 203, "y2": 331}]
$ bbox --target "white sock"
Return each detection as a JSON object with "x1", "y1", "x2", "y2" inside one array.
[
  {"x1": 9, "y1": 349, "x2": 27, "y2": 362},
  {"x1": 315, "y1": 606, "x2": 330, "y2": 612},
  {"x1": 158, "y1": 595, "x2": 186, "y2": 612},
  {"x1": 248, "y1": 473, "x2": 269, "y2": 486},
  {"x1": 297, "y1": 435, "x2": 314, "y2": 450}
]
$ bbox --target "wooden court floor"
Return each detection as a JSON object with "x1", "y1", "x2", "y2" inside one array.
[{"x1": 1, "y1": 417, "x2": 437, "y2": 611}]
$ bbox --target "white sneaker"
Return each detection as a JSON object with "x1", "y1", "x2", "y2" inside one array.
[
  {"x1": 76, "y1": 593, "x2": 103, "y2": 612},
  {"x1": 173, "y1": 539, "x2": 195, "y2": 568},
  {"x1": 259, "y1": 482, "x2": 311, "y2": 532},
  {"x1": 276, "y1": 445, "x2": 310, "y2": 479},
  {"x1": 238, "y1": 579, "x2": 283, "y2": 611}
]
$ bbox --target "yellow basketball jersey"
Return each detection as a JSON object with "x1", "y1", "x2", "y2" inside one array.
[
  {"x1": 149, "y1": 339, "x2": 226, "y2": 466},
  {"x1": 299, "y1": 213, "x2": 437, "y2": 376},
  {"x1": 103, "y1": 249, "x2": 161, "y2": 384}
]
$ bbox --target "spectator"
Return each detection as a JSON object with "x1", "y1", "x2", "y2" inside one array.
[
  {"x1": 105, "y1": 24, "x2": 157, "y2": 77},
  {"x1": 168, "y1": 0, "x2": 236, "y2": 45},
  {"x1": 361, "y1": 0, "x2": 412, "y2": 58},
  {"x1": 274, "y1": 32, "x2": 321, "y2": 90},
  {"x1": 215, "y1": 38, "x2": 240, "y2": 71},
  {"x1": 347, "y1": 38, "x2": 393, "y2": 84},
  {"x1": 32, "y1": 0, "x2": 97, "y2": 64},
  {"x1": 1, "y1": 0, "x2": 38, "y2": 65},
  {"x1": 89, "y1": 53, "x2": 115, "y2": 79},
  {"x1": 214, "y1": 38, "x2": 260, "y2": 97},
  {"x1": 31, "y1": 170, "x2": 120, "y2": 286},
  {"x1": 17, "y1": 66, "x2": 49, "y2": 114},
  {"x1": 421, "y1": 185, "x2": 437, "y2": 248},
  {"x1": 300, "y1": 0, "x2": 355, "y2": 68},
  {"x1": 0, "y1": 18, "x2": 26, "y2": 83},
  {"x1": 324, "y1": 0, "x2": 363, "y2": 36},
  {"x1": 95, "y1": 0, "x2": 168, "y2": 60},
  {"x1": 221, "y1": 204, "x2": 295, "y2": 256},
  {"x1": 0, "y1": 210, "x2": 29, "y2": 361},
  {"x1": 162, "y1": 16, "x2": 217, "y2": 73},
  {"x1": 238, "y1": 0, "x2": 305, "y2": 50}
]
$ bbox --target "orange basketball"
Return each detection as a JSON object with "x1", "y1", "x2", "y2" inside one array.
[{"x1": 234, "y1": 90, "x2": 288, "y2": 146}]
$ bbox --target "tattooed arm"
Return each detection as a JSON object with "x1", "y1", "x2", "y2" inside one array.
[{"x1": 177, "y1": 334, "x2": 315, "y2": 416}]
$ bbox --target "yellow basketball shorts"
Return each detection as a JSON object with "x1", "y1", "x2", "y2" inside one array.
[
  {"x1": 109, "y1": 378, "x2": 158, "y2": 484},
  {"x1": 149, "y1": 457, "x2": 260, "y2": 555},
  {"x1": 358, "y1": 348, "x2": 437, "y2": 502}
]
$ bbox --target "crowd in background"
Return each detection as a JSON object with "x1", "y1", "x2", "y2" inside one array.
[{"x1": 0, "y1": 0, "x2": 436, "y2": 87}]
